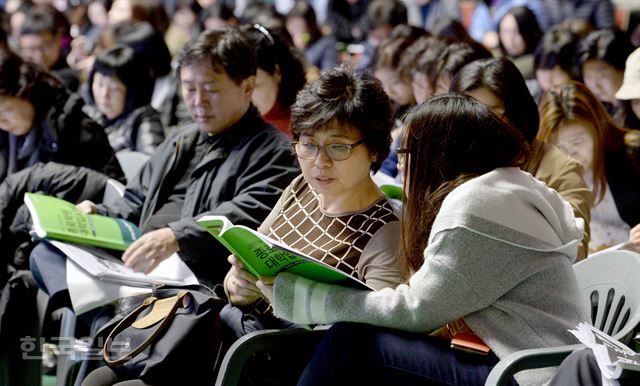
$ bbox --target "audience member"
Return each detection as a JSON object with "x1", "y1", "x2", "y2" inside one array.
[
  {"x1": 451, "y1": 58, "x2": 592, "y2": 259},
  {"x1": 533, "y1": 26, "x2": 580, "y2": 100},
  {"x1": 259, "y1": 94, "x2": 587, "y2": 386},
  {"x1": 374, "y1": 24, "x2": 426, "y2": 116},
  {"x1": 409, "y1": 35, "x2": 448, "y2": 104},
  {"x1": 409, "y1": 0, "x2": 460, "y2": 33},
  {"x1": 286, "y1": 1, "x2": 339, "y2": 72},
  {"x1": 577, "y1": 29, "x2": 635, "y2": 118},
  {"x1": 543, "y1": 0, "x2": 615, "y2": 31},
  {"x1": 538, "y1": 82, "x2": 640, "y2": 253},
  {"x1": 355, "y1": 0, "x2": 407, "y2": 71},
  {"x1": 241, "y1": 24, "x2": 306, "y2": 136},
  {"x1": 200, "y1": 2, "x2": 238, "y2": 31},
  {"x1": 164, "y1": 0, "x2": 202, "y2": 57},
  {"x1": 615, "y1": 48, "x2": 640, "y2": 131},
  {"x1": 221, "y1": 65, "x2": 403, "y2": 356},
  {"x1": 18, "y1": 5, "x2": 79, "y2": 90},
  {"x1": 429, "y1": 41, "x2": 492, "y2": 96},
  {"x1": 30, "y1": 27, "x2": 300, "y2": 384},
  {"x1": 468, "y1": 0, "x2": 546, "y2": 49},
  {"x1": 0, "y1": 48, "x2": 123, "y2": 182},
  {"x1": 83, "y1": 44, "x2": 164, "y2": 154},
  {"x1": 497, "y1": 6, "x2": 542, "y2": 79}
]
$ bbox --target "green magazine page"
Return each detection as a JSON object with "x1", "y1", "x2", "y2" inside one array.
[
  {"x1": 197, "y1": 215, "x2": 372, "y2": 290},
  {"x1": 24, "y1": 193, "x2": 141, "y2": 251}
]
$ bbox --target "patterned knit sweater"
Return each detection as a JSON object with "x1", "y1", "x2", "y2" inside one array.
[
  {"x1": 271, "y1": 167, "x2": 589, "y2": 385},
  {"x1": 258, "y1": 175, "x2": 403, "y2": 290}
]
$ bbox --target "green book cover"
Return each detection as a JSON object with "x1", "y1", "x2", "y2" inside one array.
[
  {"x1": 24, "y1": 193, "x2": 141, "y2": 251},
  {"x1": 379, "y1": 183, "x2": 404, "y2": 200},
  {"x1": 197, "y1": 215, "x2": 372, "y2": 290}
]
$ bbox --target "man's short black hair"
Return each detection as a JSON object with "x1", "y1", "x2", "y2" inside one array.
[{"x1": 176, "y1": 27, "x2": 257, "y2": 85}]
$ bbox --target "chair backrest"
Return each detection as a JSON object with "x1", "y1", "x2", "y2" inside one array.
[
  {"x1": 574, "y1": 249, "x2": 640, "y2": 342},
  {"x1": 115, "y1": 151, "x2": 150, "y2": 182},
  {"x1": 103, "y1": 178, "x2": 125, "y2": 205}
]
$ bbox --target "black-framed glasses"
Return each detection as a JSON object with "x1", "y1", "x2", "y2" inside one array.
[{"x1": 293, "y1": 140, "x2": 364, "y2": 161}]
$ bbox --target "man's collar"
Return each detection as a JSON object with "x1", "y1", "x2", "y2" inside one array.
[{"x1": 196, "y1": 105, "x2": 264, "y2": 148}]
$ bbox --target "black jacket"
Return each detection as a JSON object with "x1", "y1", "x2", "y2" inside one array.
[
  {"x1": 97, "y1": 106, "x2": 300, "y2": 285},
  {"x1": 0, "y1": 93, "x2": 124, "y2": 183},
  {"x1": 84, "y1": 104, "x2": 165, "y2": 154},
  {"x1": 606, "y1": 150, "x2": 640, "y2": 227},
  {"x1": 0, "y1": 162, "x2": 109, "y2": 284}
]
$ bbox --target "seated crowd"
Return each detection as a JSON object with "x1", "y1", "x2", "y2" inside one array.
[{"x1": 0, "y1": 1, "x2": 639, "y2": 385}]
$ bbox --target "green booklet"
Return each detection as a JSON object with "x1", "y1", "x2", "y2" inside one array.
[
  {"x1": 379, "y1": 183, "x2": 404, "y2": 200},
  {"x1": 197, "y1": 215, "x2": 373, "y2": 290},
  {"x1": 24, "y1": 193, "x2": 141, "y2": 251}
]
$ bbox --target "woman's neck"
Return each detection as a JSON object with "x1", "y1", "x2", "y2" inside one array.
[{"x1": 320, "y1": 179, "x2": 384, "y2": 215}]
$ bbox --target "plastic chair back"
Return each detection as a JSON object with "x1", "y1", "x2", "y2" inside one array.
[
  {"x1": 115, "y1": 151, "x2": 150, "y2": 182},
  {"x1": 574, "y1": 249, "x2": 640, "y2": 342}
]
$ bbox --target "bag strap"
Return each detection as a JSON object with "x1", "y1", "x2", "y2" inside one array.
[{"x1": 103, "y1": 290, "x2": 189, "y2": 366}]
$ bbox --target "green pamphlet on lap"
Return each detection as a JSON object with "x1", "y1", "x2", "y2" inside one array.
[
  {"x1": 24, "y1": 193, "x2": 141, "y2": 251},
  {"x1": 197, "y1": 215, "x2": 373, "y2": 290}
]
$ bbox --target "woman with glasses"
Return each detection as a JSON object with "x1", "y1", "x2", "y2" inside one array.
[
  {"x1": 257, "y1": 94, "x2": 587, "y2": 386},
  {"x1": 221, "y1": 66, "x2": 403, "y2": 357}
]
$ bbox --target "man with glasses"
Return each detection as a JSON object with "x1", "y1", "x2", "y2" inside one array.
[{"x1": 18, "y1": 6, "x2": 79, "y2": 91}]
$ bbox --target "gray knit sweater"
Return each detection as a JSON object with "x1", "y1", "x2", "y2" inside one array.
[{"x1": 271, "y1": 167, "x2": 589, "y2": 385}]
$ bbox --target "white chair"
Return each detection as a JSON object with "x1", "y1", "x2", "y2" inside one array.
[
  {"x1": 115, "y1": 151, "x2": 150, "y2": 182},
  {"x1": 485, "y1": 249, "x2": 640, "y2": 386}
]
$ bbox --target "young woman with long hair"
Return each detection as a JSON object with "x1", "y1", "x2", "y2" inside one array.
[
  {"x1": 538, "y1": 82, "x2": 640, "y2": 252},
  {"x1": 451, "y1": 58, "x2": 593, "y2": 260},
  {"x1": 257, "y1": 94, "x2": 587, "y2": 386}
]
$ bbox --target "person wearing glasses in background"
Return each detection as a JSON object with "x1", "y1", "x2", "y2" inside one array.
[{"x1": 220, "y1": 66, "x2": 404, "y2": 384}]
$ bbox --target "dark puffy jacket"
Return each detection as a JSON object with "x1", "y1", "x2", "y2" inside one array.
[
  {"x1": 0, "y1": 93, "x2": 124, "y2": 183},
  {"x1": 83, "y1": 104, "x2": 165, "y2": 154}
]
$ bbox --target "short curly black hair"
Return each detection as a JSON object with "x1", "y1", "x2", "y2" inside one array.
[{"x1": 290, "y1": 65, "x2": 393, "y2": 172}]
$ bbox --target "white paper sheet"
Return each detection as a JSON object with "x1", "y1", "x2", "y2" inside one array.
[{"x1": 52, "y1": 241, "x2": 199, "y2": 314}]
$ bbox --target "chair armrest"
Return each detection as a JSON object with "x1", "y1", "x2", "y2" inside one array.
[
  {"x1": 215, "y1": 328, "x2": 326, "y2": 386},
  {"x1": 484, "y1": 343, "x2": 584, "y2": 386}
]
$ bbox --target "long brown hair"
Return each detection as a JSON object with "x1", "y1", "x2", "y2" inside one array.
[
  {"x1": 400, "y1": 94, "x2": 528, "y2": 274},
  {"x1": 538, "y1": 82, "x2": 628, "y2": 203}
]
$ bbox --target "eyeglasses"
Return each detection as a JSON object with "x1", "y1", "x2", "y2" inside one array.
[
  {"x1": 293, "y1": 140, "x2": 364, "y2": 161},
  {"x1": 396, "y1": 147, "x2": 409, "y2": 166}
]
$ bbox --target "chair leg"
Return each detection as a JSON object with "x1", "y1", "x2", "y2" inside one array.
[{"x1": 56, "y1": 308, "x2": 77, "y2": 386}]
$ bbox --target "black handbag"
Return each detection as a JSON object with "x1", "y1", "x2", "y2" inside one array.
[{"x1": 103, "y1": 285, "x2": 226, "y2": 385}]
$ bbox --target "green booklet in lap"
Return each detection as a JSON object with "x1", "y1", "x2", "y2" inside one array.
[
  {"x1": 24, "y1": 193, "x2": 141, "y2": 251},
  {"x1": 197, "y1": 215, "x2": 373, "y2": 290}
]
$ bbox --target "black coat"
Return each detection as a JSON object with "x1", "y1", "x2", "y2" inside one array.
[
  {"x1": 97, "y1": 107, "x2": 300, "y2": 285},
  {"x1": 606, "y1": 150, "x2": 640, "y2": 228},
  {"x1": 0, "y1": 93, "x2": 124, "y2": 183},
  {"x1": 0, "y1": 162, "x2": 109, "y2": 284}
]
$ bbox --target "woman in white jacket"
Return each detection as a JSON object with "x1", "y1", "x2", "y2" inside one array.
[{"x1": 258, "y1": 94, "x2": 588, "y2": 386}]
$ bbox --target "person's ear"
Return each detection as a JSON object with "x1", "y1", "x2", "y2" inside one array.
[
  {"x1": 274, "y1": 64, "x2": 281, "y2": 84},
  {"x1": 242, "y1": 75, "x2": 256, "y2": 97}
]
